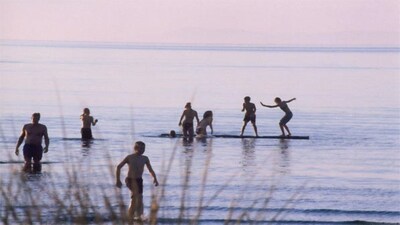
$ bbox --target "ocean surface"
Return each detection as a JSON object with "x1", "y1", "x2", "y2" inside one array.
[{"x1": 0, "y1": 42, "x2": 399, "y2": 224}]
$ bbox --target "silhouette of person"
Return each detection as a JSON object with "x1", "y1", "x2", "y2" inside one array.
[
  {"x1": 240, "y1": 96, "x2": 259, "y2": 137},
  {"x1": 80, "y1": 108, "x2": 98, "y2": 139},
  {"x1": 116, "y1": 141, "x2": 159, "y2": 221},
  {"x1": 260, "y1": 97, "x2": 296, "y2": 136},
  {"x1": 15, "y1": 113, "x2": 49, "y2": 173},
  {"x1": 178, "y1": 102, "x2": 200, "y2": 140},
  {"x1": 196, "y1": 110, "x2": 214, "y2": 137}
]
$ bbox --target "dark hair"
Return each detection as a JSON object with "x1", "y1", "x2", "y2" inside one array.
[
  {"x1": 203, "y1": 110, "x2": 213, "y2": 119},
  {"x1": 169, "y1": 130, "x2": 176, "y2": 138},
  {"x1": 185, "y1": 102, "x2": 191, "y2": 108},
  {"x1": 135, "y1": 141, "x2": 146, "y2": 154},
  {"x1": 274, "y1": 97, "x2": 282, "y2": 103},
  {"x1": 83, "y1": 108, "x2": 90, "y2": 114},
  {"x1": 32, "y1": 113, "x2": 41, "y2": 119},
  {"x1": 244, "y1": 96, "x2": 250, "y2": 101}
]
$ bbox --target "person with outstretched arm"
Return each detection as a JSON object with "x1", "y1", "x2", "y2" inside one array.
[{"x1": 260, "y1": 97, "x2": 296, "y2": 137}]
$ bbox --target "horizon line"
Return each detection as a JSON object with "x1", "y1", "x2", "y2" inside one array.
[{"x1": 1, "y1": 39, "x2": 399, "y2": 53}]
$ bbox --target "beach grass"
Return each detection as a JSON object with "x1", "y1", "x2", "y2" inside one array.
[
  {"x1": 0, "y1": 142, "x2": 304, "y2": 225},
  {"x1": 0, "y1": 111, "x2": 303, "y2": 225}
]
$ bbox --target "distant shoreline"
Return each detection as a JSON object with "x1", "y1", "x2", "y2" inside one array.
[{"x1": 1, "y1": 40, "x2": 399, "y2": 53}]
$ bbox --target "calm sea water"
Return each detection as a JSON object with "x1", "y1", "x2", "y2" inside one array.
[{"x1": 0, "y1": 42, "x2": 399, "y2": 224}]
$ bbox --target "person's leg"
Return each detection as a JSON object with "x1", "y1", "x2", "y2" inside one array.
[
  {"x1": 252, "y1": 122, "x2": 258, "y2": 136},
  {"x1": 279, "y1": 123, "x2": 286, "y2": 136},
  {"x1": 32, "y1": 145, "x2": 43, "y2": 173},
  {"x1": 136, "y1": 194, "x2": 144, "y2": 218},
  {"x1": 188, "y1": 124, "x2": 194, "y2": 139},
  {"x1": 241, "y1": 121, "x2": 248, "y2": 136},
  {"x1": 284, "y1": 125, "x2": 291, "y2": 136},
  {"x1": 182, "y1": 124, "x2": 188, "y2": 138},
  {"x1": 23, "y1": 145, "x2": 32, "y2": 172},
  {"x1": 135, "y1": 178, "x2": 144, "y2": 218},
  {"x1": 125, "y1": 178, "x2": 139, "y2": 219}
]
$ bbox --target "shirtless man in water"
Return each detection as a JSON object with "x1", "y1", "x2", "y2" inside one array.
[
  {"x1": 15, "y1": 113, "x2": 49, "y2": 172},
  {"x1": 116, "y1": 141, "x2": 159, "y2": 221},
  {"x1": 178, "y1": 102, "x2": 200, "y2": 140}
]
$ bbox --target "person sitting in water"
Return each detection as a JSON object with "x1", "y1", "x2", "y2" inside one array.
[
  {"x1": 80, "y1": 108, "x2": 98, "y2": 139},
  {"x1": 260, "y1": 97, "x2": 296, "y2": 137},
  {"x1": 178, "y1": 102, "x2": 200, "y2": 140},
  {"x1": 196, "y1": 110, "x2": 214, "y2": 136}
]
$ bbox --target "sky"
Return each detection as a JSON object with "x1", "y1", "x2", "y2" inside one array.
[{"x1": 1, "y1": 0, "x2": 399, "y2": 46}]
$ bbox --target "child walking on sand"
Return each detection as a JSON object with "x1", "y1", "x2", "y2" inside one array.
[
  {"x1": 116, "y1": 141, "x2": 159, "y2": 221},
  {"x1": 260, "y1": 97, "x2": 296, "y2": 137}
]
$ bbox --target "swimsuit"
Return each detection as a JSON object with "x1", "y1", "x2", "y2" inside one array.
[
  {"x1": 280, "y1": 112, "x2": 293, "y2": 125},
  {"x1": 243, "y1": 113, "x2": 256, "y2": 123},
  {"x1": 279, "y1": 102, "x2": 293, "y2": 125},
  {"x1": 23, "y1": 144, "x2": 43, "y2": 163},
  {"x1": 125, "y1": 177, "x2": 144, "y2": 194},
  {"x1": 81, "y1": 128, "x2": 93, "y2": 139}
]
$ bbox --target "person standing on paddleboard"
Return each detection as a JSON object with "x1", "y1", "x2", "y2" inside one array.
[{"x1": 260, "y1": 97, "x2": 296, "y2": 137}]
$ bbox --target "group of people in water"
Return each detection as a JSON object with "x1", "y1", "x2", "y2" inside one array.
[
  {"x1": 177, "y1": 96, "x2": 296, "y2": 140},
  {"x1": 14, "y1": 96, "x2": 296, "y2": 221}
]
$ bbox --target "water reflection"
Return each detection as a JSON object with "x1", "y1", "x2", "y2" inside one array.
[
  {"x1": 240, "y1": 138, "x2": 257, "y2": 170},
  {"x1": 81, "y1": 139, "x2": 93, "y2": 156},
  {"x1": 276, "y1": 139, "x2": 291, "y2": 175}
]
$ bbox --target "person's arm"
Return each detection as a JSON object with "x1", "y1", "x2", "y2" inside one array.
[
  {"x1": 285, "y1": 98, "x2": 296, "y2": 103},
  {"x1": 241, "y1": 103, "x2": 245, "y2": 112},
  {"x1": 260, "y1": 102, "x2": 277, "y2": 108},
  {"x1": 116, "y1": 157, "x2": 128, "y2": 188},
  {"x1": 15, "y1": 126, "x2": 26, "y2": 156},
  {"x1": 178, "y1": 111, "x2": 185, "y2": 126},
  {"x1": 195, "y1": 112, "x2": 200, "y2": 125},
  {"x1": 43, "y1": 126, "x2": 49, "y2": 153},
  {"x1": 145, "y1": 159, "x2": 159, "y2": 186},
  {"x1": 91, "y1": 116, "x2": 98, "y2": 126},
  {"x1": 210, "y1": 121, "x2": 214, "y2": 134}
]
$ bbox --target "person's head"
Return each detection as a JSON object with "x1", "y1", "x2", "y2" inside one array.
[
  {"x1": 274, "y1": 97, "x2": 282, "y2": 104},
  {"x1": 244, "y1": 96, "x2": 250, "y2": 102},
  {"x1": 169, "y1": 130, "x2": 176, "y2": 138},
  {"x1": 185, "y1": 102, "x2": 192, "y2": 109},
  {"x1": 134, "y1": 141, "x2": 146, "y2": 155},
  {"x1": 83, "y1": 108, "x2": 90, "y2": 115},
  {"x1": 203, "y1": 110, "x2": 213, "y2": 119},
  {"x1": 31, "y1": 113, "x2": 40, "y2": 124}
]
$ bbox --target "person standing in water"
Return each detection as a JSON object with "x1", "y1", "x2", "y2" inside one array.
[
  {"x1": 116, "y1": 141, "x2": 159, "y2": 221},
  {"x1": 196, "y1": 110, "x2": 214, "y2": 137},
  {"x1": 178, "y1": 102, "x2": 200, "y2": 140},
  {"x1": 15, "y1": 113, "x2": 49, "y2": 172},
  {"x1": 80, "y1": 108, "x2": 98, "y2": 139},
  {"x1": 260, "y1": 97, "x2": 296, "y2": 136},
  {"x1": 240, "y1": 96, "x2": 259, "y2": 137}
]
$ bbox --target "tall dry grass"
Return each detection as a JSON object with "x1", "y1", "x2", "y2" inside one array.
[{"x1": 0, "y1": 111, "x2": 303, "y2": 225}]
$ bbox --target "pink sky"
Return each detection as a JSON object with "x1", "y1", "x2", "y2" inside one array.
[{"x1": 1, "y1": 0, "x2": 399, "y2": 46}]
